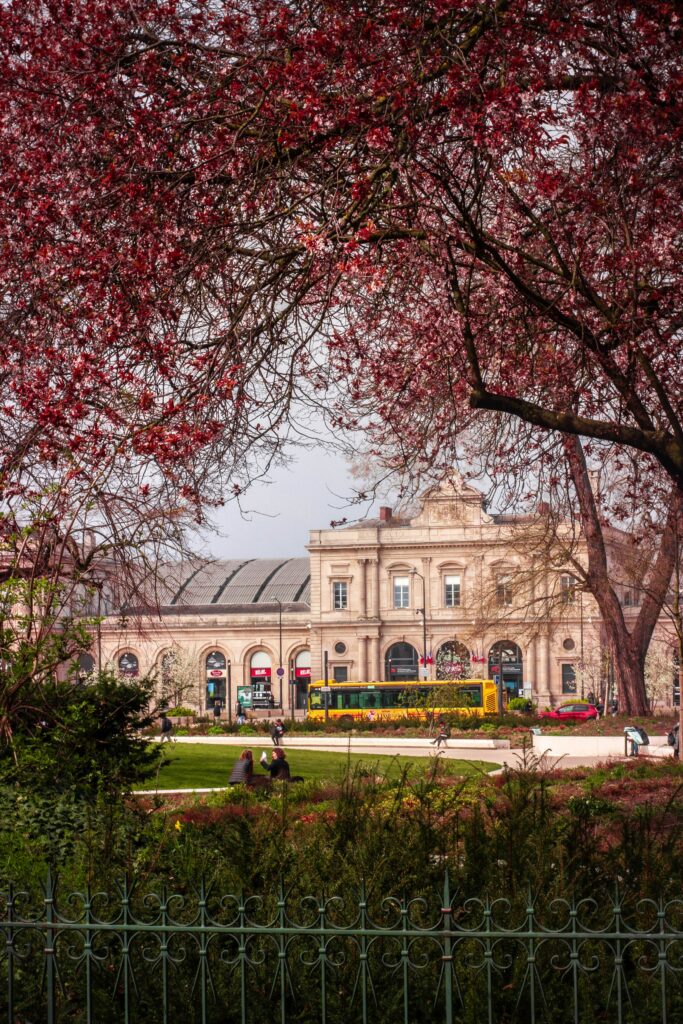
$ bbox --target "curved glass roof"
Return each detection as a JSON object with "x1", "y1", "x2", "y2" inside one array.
[{"x1": 164, "y1": 557, "x2": 310, "y2": 608}]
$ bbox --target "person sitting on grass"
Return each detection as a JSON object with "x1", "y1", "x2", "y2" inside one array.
[
  {"x1": 260, "y1": 747, "x2": 291, "y2": 780},
  {"x1": 228, "y1": 749, "x2": 254, "y2": 785}
]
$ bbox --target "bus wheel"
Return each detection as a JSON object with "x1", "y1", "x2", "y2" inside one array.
[{"x1": 338, "y1": 715, "x2": 354, "y2": 728}]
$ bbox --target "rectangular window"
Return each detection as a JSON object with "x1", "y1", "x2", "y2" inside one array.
[
  {"x1": 560, "y1": 575, "x2": 576, "y2": 603},
  {"x1": 332, "y1": 581, "x2": 348, "y2": 610},
  {"x1": 444, "y1": 575, "x2": 461, "y2": 607},
  {"x1": 393, "y1": 576, "x2": 410, "y2": 608},
  {"x1": 333, "y1": 685, "x2": 357, "y2": 708},
  {"x1": 333, "y1": 666, "x2": 348, "y2": 683},
  {"x1": 359, "y1": 690, "x2": 379, "y2": 709},
  {"x1": 453, "y1": 684, "x2": 483, "y2": 708},
  {"x1": 496, "y1": 575, "x2": 512, "y2": 606},
  {"x1": 561, "y1": 664, "x2": 577, "y2": 694}
]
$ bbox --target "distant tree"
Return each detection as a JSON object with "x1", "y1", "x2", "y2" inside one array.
[
  {"x1": 644, "y1": 642, "x2": 677, "y2": 712},
  {"x1": 159, "y1": 646, "x2": 201, "y2": 711}
]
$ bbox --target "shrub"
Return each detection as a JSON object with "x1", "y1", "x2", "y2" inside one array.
[
  {"x1": 508, "y1": 697, "x2": 533, "y2": 712},
  {"x1": 166, "y1": 706, "x2": 197, "y2": 717},
  {"x1": 0, "y1": 671, "x2": 161, "y2": 803}
]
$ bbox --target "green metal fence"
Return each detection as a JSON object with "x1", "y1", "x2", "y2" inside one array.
[{"x1": 1, "y1": 872, "x2": 681, "y2": 1023}]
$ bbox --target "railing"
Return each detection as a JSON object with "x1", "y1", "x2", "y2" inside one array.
[{"x1": 1, "y1": 872, "x2": 681, "y2": 1023}]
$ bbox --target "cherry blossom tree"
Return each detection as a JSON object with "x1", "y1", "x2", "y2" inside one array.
[
  {"x1": 1, "y1": 2, "x2": 680, "y2": 716},
  {"x1": 2, "y1": 1, "x2": 678, "y2": 485}
]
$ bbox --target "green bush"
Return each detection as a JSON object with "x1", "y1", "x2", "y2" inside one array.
[
  {"x1": 0, "y1": 671, "x2": 161, "y2": 803},
  {"x1": 166, "y1": 706, "x2": 197, "y2": 717},
  {"x1": 507, "y1": 697, "x2": 533, "y2": 712}
]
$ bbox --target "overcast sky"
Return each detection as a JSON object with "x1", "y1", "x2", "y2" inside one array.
[{"x1": 195, "y1": 445, "x2": 366, "y2": 559}]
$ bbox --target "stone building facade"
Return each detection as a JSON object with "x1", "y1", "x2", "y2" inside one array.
[{"x1": 100, "y1": 477, "x2": 659, "y2": 715}]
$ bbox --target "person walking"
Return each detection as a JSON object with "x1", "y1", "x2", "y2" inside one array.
[
  {"x1": 236, "y1": 700, "x2": 246, "y2": 725},
  {"x1": 159, "y1": 713, "x2": 173, "y2": 743}
]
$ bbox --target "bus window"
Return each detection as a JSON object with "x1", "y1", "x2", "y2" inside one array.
[
  {"x1": 359, "y1": 692, "x2": 378, "y2": 709},
  {"x1": 334, "y1": 689, "x2": 360, "y2": 710},
  {"x1": 381, "y1": 688, "x2": 402, "y2": 708},
  {"x1": 395, "y1": 686, "x2": 425, "y2": 709},
  {"x1": 457, "y1": 684, "x2": 483, "y2": 708},
  {"x1": 309, "y1": 690, "x2": 323, "y2": 710}
]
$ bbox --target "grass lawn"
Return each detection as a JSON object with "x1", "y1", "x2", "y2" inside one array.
[{"x1": 138, "y1": 744, "x2": 499, "y2": 790}]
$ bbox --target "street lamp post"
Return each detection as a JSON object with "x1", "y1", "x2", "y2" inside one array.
[
  {"x1": 270, "y1": 596, "x2": 284, "y2": 709},
  {"x1": 411, "y1": 569, "x2": 428, "y2": 680}
]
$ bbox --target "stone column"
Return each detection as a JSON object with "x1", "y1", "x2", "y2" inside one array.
[
  {"x1": 526, "y1": 638, "x2": 536, "y2": 693},
  {"x1": 369, "y1": 636, "x2": 381, "y2": 681},
  {"x1": 369, "y1": 559, "x2": 380, "y2": 618},
  {"x1": 357, "y1": 635, "x2": 367, "y2": 680},
  {"x1": 357, "y1": 558, "x2": 367, "y2": 617},
  {"x1": 536, "y1": 634, "x2": 552, "y2": 705}
]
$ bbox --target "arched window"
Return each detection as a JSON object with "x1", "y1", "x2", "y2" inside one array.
[
  {"x1": 294, "y1": 649, "x2": 311, "y2": 680},
  {"x1": 248, "y1": 650, "x2": 273, "y2": 707},
  {"x1": 205, "y1": 650, "x2": 227, "y2": 709},
  {"x1": 488, "y1": 641, "x2": 523, "y2": 696},
  {"x1": 77, "y1": 653, "x2": 95, "y2": 680},
  {"x1": 436, "y1": 641, "x2": 471, "y2": 680},
  {"x1": 292, "y1": 648, "x2": 311, "y2": 711},
  {"x1": 384, "y1": 642, "x2": 418, "y2": 682},
  {"x1": 250, "y1": 650, "x2": 271, "y2": 683},
  {"x1": 118, "y1": 652, "x2": 139, "y2": 677}
]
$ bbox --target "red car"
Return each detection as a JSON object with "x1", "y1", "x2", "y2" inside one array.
[{"x1": 539, "y1": 703, "x2": 599, "y2": 722}]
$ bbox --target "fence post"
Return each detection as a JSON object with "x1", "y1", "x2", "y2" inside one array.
[
  {"x1": 441, "y1": 873, "x2": 453, "y2": 1024},
  {"x1": 277, "y1": 879, "x2": 287, "y2": 1024},
  {"x1": 44, "y1": 867, "x2": 56, "y2": 1024},
  {"x1": 6, "y1": 881, "x2": 14, "y2": 1022},
  {"x1": 198, "y1": 878, "x2": 209, "y2": 1024}
]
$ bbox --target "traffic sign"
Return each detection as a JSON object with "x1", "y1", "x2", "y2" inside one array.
[
  {"x1": 320, "y1": 686, "x2": 332, "y2": 692},
  {"x1": 276, "y1": 667, "x2": 285, "y2": 676}
]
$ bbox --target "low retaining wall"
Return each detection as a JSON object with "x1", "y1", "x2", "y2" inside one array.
[{"x1": 531, "y1": 733, "x2": 673, "y2": 759}]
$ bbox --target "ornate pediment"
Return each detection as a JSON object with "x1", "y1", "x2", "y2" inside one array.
[{"x1": 411, "y1": 475, "x2": 492, "y2": 528}]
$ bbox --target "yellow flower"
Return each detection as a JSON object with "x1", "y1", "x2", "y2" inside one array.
[{"x1": 174, "y1": 819, "x2": 182, "y2": 832}]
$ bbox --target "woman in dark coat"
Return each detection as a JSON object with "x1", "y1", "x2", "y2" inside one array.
[
  {"x1": 228, "y1": 749, "x2": 254, "y2": 785},
  {"x1": 260, "y1": 748, "x2": 291, "y2": 780}
]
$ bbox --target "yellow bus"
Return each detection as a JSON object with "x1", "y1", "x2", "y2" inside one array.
[{"x1": 307, "y1": 679, "x2": 502, "y2": 723}]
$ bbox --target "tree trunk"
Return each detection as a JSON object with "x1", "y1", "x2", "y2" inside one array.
[
  {"x1": 601, "y1": 623, "x2": 650, "y2": 717},
  {"x1": 564, "y1": 437, "x2": 681, "y2": 717}
]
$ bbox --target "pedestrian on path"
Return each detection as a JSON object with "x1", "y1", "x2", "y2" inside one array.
[
  {"x1": 431, "y1": 719, "x2": 449, "y2": 748},
  {"x1": 270, "y1": 718, "x2": 286, "y2": 746}
]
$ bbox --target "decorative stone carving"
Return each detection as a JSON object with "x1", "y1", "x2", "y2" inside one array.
[{"x1": 411, "y1": 474, "x2": 493, "y2": 527}]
